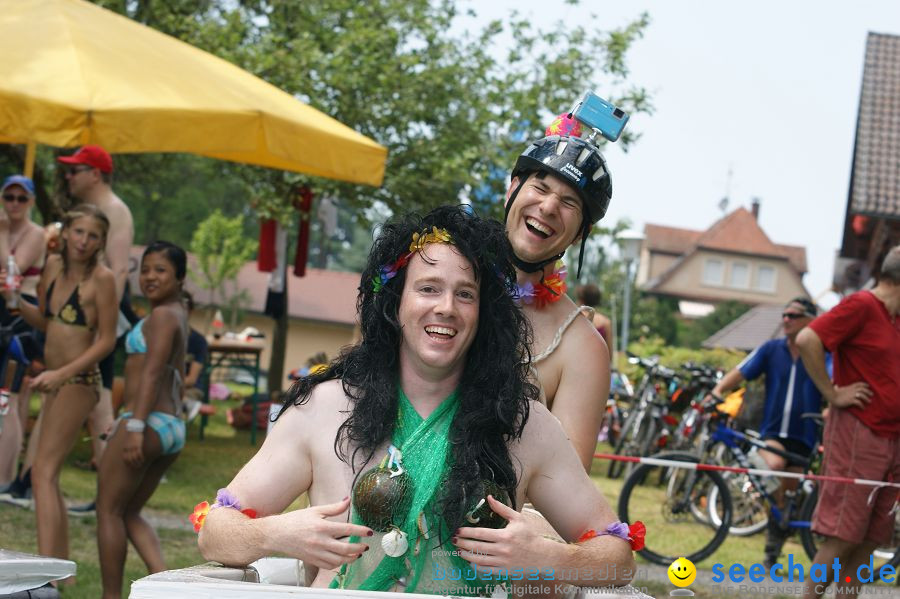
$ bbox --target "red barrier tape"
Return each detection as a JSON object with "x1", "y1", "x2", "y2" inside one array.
[{"x1": 594, "y1": 452, "x2": 900, "y2": 490}]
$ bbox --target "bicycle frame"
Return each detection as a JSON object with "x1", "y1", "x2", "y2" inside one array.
[{"x1": 711, "y1": 424, "x2": 812, "y2": 530}]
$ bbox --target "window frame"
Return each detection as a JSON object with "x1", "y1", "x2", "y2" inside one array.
[
  {"x1": 755, "y1": 264, "x2": 777, "y2": 293},
  {"x1": 702, "y1": 258, "x2": 724, "y2": 286}
]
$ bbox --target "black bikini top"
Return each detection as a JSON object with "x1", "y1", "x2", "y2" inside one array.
[{"x1": 44, "y1": 278, "x2": 92, "y2": 330}]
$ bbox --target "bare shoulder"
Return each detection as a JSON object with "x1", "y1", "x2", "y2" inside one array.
[
  {"x1": 23, "y1": 222, "x2": 46, "y2": 246},
  {"x1": 44, "y1": 254, "x2": 63, "y2": 276},
  {"x1": 516, "y1": 400, "x2": 568, "y2": 452},
  {"x1": 555, "y1": 306, "x2": 608, "y2": 361},
  {"x1": 107, "y1": 195, "x2": 134, "y2": 224},
  {"x1": 279, "y1": 379, "x2": 350, "y2": 429},
  {"x1": 146, "y1": 303, "x2": 183, "y2": 329},
  {"x1": 90, "y1": 262, "x2": 116, "y2": 286},
  {"x1": 593, "y1": 312, "x2": 612, "y2": 329}
]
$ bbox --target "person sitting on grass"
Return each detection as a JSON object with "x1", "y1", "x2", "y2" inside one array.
[{"x1": 197, "y1": 205, "x2": 640, "y2": 595}]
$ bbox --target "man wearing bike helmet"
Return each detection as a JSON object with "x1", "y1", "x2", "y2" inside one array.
[{"x1": 504, "y1": 123, "x2": 612, "y2": 471}]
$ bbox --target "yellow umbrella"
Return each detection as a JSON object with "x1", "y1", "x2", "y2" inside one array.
[{"x1": 0, "y1": 0, "x2": 387, "y2": 186}]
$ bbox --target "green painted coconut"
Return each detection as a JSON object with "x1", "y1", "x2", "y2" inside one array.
[
  {"x1": 352, "y1": 467, "x2": 412, "y2": 532},
  {"x1": 467, "y1": 479, "x2": 511, "y2": 529}
]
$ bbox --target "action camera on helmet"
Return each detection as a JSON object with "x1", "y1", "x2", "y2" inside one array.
[{"x1": 570, "y1": 91, "x2": 629, "y2": 143}]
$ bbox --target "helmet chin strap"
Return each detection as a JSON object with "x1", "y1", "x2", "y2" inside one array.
[
  {"x1": 511, "y1": 252, "x2": 564, "y2": 274},
  {"x1": 575, "y1": 218, "x2": 591, "y2": 279}
]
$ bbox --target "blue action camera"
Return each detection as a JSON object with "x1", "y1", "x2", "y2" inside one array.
[{"x1": 570, "y1": 91, "x2": 629, "y2": 143}]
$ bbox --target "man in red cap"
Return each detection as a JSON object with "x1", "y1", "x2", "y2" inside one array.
[{"x1": 57, "y1": 145, "x2": 134, "y2": 513}]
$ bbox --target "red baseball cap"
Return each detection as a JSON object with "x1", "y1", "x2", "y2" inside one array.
[{"x1": 57, "y1": 145, "x2": 113, "y2": 173}]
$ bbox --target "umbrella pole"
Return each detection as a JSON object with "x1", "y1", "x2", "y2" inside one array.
[{"x1": 24, "y1": 141, "x2": 36, "y2": 178}]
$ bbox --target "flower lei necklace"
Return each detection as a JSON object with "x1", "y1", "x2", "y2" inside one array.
[{"x1": 514, "y1": 260, "x2": 567, "y2": 308}]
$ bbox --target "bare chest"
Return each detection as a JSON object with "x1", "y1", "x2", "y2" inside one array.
[{"x1": 306, "y1": 424, "x2": 389, "y2": 507}]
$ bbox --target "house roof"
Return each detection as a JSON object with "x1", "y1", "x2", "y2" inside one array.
[
  {"x1": 847, "y1": 32, "x2": 900, "y2": 220},
  {"x1": 644, "y1": 224, "x2": 702, "y2": 255},
  {"x1": 128, "y1": 247, "x2": 360, "y2": 326},
  {"x1": 643, "y1": 207, "x2": 808, "y2": 276},
  {"x1": 695, "y1": 208, "x2": 787, "y2": 261},
  {"x1": 701, "y1": 303, "x2": 785, "y2": 352}
]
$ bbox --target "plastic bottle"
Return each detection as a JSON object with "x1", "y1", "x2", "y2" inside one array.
[
  {"x1": 6, "y1": 255, "x2": 18, "y2": 309},
  {"x1": 212, "y1": 309, "x2": 225, "y2": 339},
  {"x1": 747, "y1": 447, "x2": 780, "y2": 494}
]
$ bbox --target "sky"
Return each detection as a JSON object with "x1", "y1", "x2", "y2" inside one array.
[{"x1": 466, "y1": 0, "x2": 900, "y2": 308}]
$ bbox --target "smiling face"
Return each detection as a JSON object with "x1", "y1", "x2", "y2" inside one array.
[
  {"x1": 668, "y1": 557, "x2": 697, "y2": 587},
  {"x1": 62, "y1": 215, "x2": 105, "y2": 263},
  {"x1": 505, "y1": 172, "x2": 585, "y2": 265},
  {"x1": 140, "y1": 251, "x2": 182, "y2": 304},
  {"x1": 397, "y1": 243, "x2": 480, "y2": 381}
]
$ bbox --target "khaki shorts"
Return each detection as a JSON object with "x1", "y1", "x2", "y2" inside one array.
[{"x1": 813, "y1": 407, "x2": 900, "y2": 545}]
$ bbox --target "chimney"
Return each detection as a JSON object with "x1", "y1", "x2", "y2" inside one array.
[{"x1": 751, "y1": 197, "x2": 760, "y2": 220}]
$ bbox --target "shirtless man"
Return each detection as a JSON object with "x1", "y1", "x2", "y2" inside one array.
[
  {"x1": 57, "y1": 146, "x2": 134, "y2": 482},
  {"x1": 504, "y1": 130, "x2": 614, "y2": 470},
  {"x1": 198, "y1": 206, "x2": 637, "y2": 595}
]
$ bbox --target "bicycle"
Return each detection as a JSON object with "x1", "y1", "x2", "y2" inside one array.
[
  {"x1": 607, "y1": 356, "x2": 678, "y2": 479},
  {"x1": 616, "y1": 402, "x2": 822, "y2": 565},
  {"x1": 703, "y1": 413, "x2": 822, "y2": 542},
  {"x1": 600, "y1": 370, "x2": 634, "y2": 446},
  {"x1": 617, "y1": 449, "x2": 733, "y2": 565}
]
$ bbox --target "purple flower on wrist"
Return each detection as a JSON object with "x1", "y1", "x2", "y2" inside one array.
[{"x1": 213, "y1": 488, "x2": 242, "y2": 510}]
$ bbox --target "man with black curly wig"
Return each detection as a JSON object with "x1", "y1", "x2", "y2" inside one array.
[{"x1": 198, "y1": 205, "x2": 636, "y2": 596}]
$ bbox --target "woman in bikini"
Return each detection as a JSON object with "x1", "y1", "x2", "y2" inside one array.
[
  {"x1": 14, "y1": 203, "x2": 117, "y2": 565},
  {"x1": 97, "y1": 241, "x2": 188, "y2": 599},
  {"x1": 0, "y1": 175, "x2": 46, "y2": 489}
]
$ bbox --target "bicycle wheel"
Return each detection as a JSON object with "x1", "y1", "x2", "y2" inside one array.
[
  {"x1": 707, "y1": 471, "x2": 768, "y2": 536},
  {"x1": 618, "y1": 451, "x2": 732, "y2": 565}
]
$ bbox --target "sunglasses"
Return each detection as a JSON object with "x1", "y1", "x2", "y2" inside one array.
[
  {"x1": 782, "y1": 312, "x2": 807, "y2": 320},
  {"x1": 2, "y1": 193, "x2": 29, "y2": 204},
  {"x1": 67, "y1": 166, "x2": 93, "y2": 176}
]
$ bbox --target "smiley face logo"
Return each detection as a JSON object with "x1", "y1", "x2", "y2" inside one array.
[{"x1": 668, "y1": 557, "x2": 696, "y2": 587}]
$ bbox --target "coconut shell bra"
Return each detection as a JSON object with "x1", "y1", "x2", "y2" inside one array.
[{"x1": 333, "y1": 388, "x2": 511, "y2": 593}]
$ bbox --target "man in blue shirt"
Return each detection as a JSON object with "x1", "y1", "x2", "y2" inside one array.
[{"x1": 709, "y1": 297, "x2": 826, "y2": 567}]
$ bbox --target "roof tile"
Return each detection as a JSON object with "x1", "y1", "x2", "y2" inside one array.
[
  {"x1": 849, "y1": 32, "x2": 900, "y2": 219},
  {"x1": 702, "y1": 304, "x2": 785, "y2": 351}
]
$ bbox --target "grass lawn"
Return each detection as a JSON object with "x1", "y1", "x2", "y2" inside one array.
[
  {"x1": 1, "y1": 413, "x2": 895, "y2": 598},
  {"x1": 1, "y1": 395, "x2": 263, "y2": 599}
]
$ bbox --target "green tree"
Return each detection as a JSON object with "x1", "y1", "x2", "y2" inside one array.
[
  {"x1": 189, "y1": 210, "x2": 256, "y2": 325},
  {"x1": 7, "y1": 0, "x2": 653, "y2": 391},
  {"x1": 630, "y1": 295, "x2": 680, "y2": 347},
  {"x1": 88, "y1": 0, "x2": 652, "y2": 224}
]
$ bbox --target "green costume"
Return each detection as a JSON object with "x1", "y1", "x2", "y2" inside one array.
[{"x1": 332, "y1": 388, "x2": 495, "y2": 595}]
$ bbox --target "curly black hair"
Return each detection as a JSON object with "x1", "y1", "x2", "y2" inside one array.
[{"x1": 281, "y1": 204, "x2": 538, "y2": 536}]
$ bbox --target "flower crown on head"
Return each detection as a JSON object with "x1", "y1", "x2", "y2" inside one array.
[{"x1": 372, "y1": 226, "x2": 454, "y2": 293}]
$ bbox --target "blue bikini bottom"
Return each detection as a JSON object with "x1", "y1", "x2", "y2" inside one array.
[{"x1": 119, "y1": 411, "x2": 186, "y2": 455}]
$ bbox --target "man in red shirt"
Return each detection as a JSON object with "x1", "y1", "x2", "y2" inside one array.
[{"x1": 797, "y1": 244, "x2": 900, "y2": 598}]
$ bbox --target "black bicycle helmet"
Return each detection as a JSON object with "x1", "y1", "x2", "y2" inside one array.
[{"x1": 506, "y1": 135, "x2": 612, "y2": 275}]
